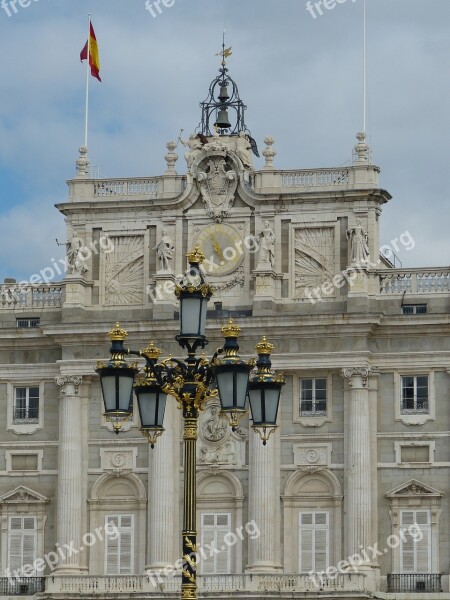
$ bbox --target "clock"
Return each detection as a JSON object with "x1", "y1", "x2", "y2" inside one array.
[{"x1": 194, "y1": 223, "x2": 244, "y2": 276}]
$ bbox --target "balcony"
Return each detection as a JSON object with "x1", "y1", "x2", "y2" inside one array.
[
  {"x1": 0, "y1": 577, "x2": 45, "y2": 595},
  {"x1": 387, "y1": 573, "x2": 443, "y2": 593},
  {"x1": 45, "y1": 572, "x2": 369, "y2": 596}
]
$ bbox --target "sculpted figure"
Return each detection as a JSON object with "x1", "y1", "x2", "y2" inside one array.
[
  {"x1": 57, "y1": 231, "x2": 88, "y2": 276},
  {"x1": 255, "y1": 220, "x2": 275, "y2": 268},
  {"x1": 153, "y1": 229, "x2": 175, "y2": 272},
  {"x1": 203, "y1": 405, "x2": 227, "y2": 442},
  {"x1": 346, "y1": 219, "x2": 370, "y2": 265},
  {"x1": 178, "y1": 132, "x2": 202, "y2": 169}
]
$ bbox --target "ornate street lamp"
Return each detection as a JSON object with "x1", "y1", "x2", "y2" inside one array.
[
  {"x1": 95, "y1": 247, "x2": 285, "y2": 600},
  {"x1": 248, "y1": 337, "x2": 286, "y2": 445}
]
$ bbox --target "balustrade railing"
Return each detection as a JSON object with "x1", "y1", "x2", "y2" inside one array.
[
  {"x1": 282, "y1": 169, "x2": 350, "y2": 188},
  {"x1": 387, "y1": 573, "x2": 442, "y2": 593},
  {"x1": 378, "y1": 268, "x2": 450, "y2": 294},
  {"x1": 46, "y1": 572, "x2": 368, "y2": 594},
  {"x1": 0, "y1": 577, "x2": 45, "y2": 595},
  {"x1": 0, "y1": 284, "x2": 63, "y2": 308},
  {"x1": 94, "y1": 179, "x2": 161, "y2": 197}
]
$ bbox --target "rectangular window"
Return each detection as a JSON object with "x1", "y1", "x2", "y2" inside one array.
[
  {"x1": 400, "y1": 510, "x2": 431, "y2": 573},
  {"x1": 300, "y1": 379, "x2": 327, "y2": 415},
  {"x1": 401, "y1": 376, "x2": 429, "y2": 414},
  {"x1": 200, "y1": 513, "x2": 231, "y2": 574},
  {"x1": 8, "y1": 516, "x2": 37, "y2": 575},
  {"x1": 16, "y1": 318, "x2": 40, "y2": 328},
  {"x1": 105, "y1": 515, "x2": 134, "y2": 575},
  {"x1": 14, "y1": 387, "x2": 39, "y2": 423},
  {"x1": 299, "y1": 512, "x2": 329, "y2": 573},
  {"x1": 402, "y1": 304, "x2": 427, "y2": 315}
]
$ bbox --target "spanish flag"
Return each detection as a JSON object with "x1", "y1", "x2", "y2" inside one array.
[{"x1": 80, "y1": 22, "x2": 101, "y2": 82}]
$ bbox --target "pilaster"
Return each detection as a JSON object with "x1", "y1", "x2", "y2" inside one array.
[
  {"x1": 246, "y1": 426, "x2": 282, "y2": 572},
  {"x1": 54, "y1": 376, "x2": 87, "y2": 573}
]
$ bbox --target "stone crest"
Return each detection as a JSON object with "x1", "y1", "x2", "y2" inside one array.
[{"x1": 196, "y1": 157, "x2": 237, "y2": 222}]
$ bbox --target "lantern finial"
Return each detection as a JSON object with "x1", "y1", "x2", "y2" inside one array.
[
  {"x1": 221, "y1": 319, "x2": 241, "y2": 338},
  {"x1": 186, "y1": 246, "x2": 205, "y2": 265},
  {"x1": 109, "y1": 322, "x2": 128, "y2": 342},
  {"x1": 256, "y1": 336, "x2": 274, "y2": 355}
]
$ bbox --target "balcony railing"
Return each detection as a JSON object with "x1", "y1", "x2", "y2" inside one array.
[
  {"x1": 378, "y1": 268, "x2": 450, "y2": 294},
  {"x1": 0, "y1": 284, "x2": 63, "y2": 309},
  {"x1": 0, "y1": 577, "x2": 45, "y2": 595},
  {"x1": 387, "y1": 573, "x2": 443, "y2": 593},
  {"x1": 45, "y1": 572, "x2": 368, "y2": 594}
]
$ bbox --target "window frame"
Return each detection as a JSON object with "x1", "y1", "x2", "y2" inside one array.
[
  {"x1": 13, "y1": 386, "x2": 40, "y2": 424},
  {"x1": 6, "y1": 382, "x2": 45, "y2": 435},
  {"x1": 400, "y1": 376, "x2": 429, "y2": 415},
  {"x1": 104, "y1": 514, "x2": 135, "y2": 575},
  {"x1": 8, "y1": 516, "x2": 38, "y2": 576},
  {"x1": 394, "y1": 371, "x2": 435, "y2": 426},
  {"x1": 293, "y1": 373, "x2": 333, "y2": 427},
  {"x1": 200, "y1": 512, "x2": 232, "y2": 575},
  {"x1": 399, "y1": 510, "x2": 431, "y2": 573},
  {"x1": 298, "y1": 511, "x2": 330, "y2": 574}
]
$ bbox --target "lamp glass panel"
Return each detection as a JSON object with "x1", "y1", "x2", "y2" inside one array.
[
  {"x1": 118, "y1": 376, "x2": 135, "y2": 412},
  {"x1": 138, "y1": 391, "x2": 167, "y2": 428},
  {"x1": 264, "y1": 387, "x2": 281, "y2": 424},
  {"x1": 100, "y1": 375, "x2": 117, "y2": 412},
  {"x1": 235, "y1": 370, "x2": 250, "y2": 411},
  {"x1": 217, "y1": 370, "x2": 234, "y2": 410},
  {"x1": 248, "y1": 388, "x2": 263, "y2": 423},
  {"x1": 199, "y1": 298, "x2": 208, "y2": 337},
  {"x1": 180, "y1": 296, "x2": 201, "y2": 336}
]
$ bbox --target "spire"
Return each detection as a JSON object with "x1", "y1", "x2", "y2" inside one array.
[{"x1": 198, "y1": 35, "x2": 248, "y2": 136}]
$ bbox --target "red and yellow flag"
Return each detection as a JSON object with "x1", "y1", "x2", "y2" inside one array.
[{"x1": 80, "y1": 22, "x2": 101, "y2": 82}]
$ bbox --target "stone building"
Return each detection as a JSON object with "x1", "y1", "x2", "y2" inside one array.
[{"x1": 0, "y1": 57, "x2": 448, "y2": 600}]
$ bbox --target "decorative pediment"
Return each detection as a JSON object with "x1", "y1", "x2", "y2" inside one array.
[
  {"x1": 386, "y1": 479, "x2": 444, "y2": 499},
  {"x1": 0, "y1": 486, "x2": 49, "y2": 505}
]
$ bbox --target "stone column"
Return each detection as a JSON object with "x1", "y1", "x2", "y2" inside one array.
[
  {"x1": 342, "y1": 367, "x2": 373, "y2": 563},
  {"x1": 246, "y1": 426, "x2": 282, "y2": 572},
  {"x1": 146, "y1": 397, "x2": 180, "y2": 570},
  {"x1": 54, "y1": 376, "x2": 85, "y2": 573}
]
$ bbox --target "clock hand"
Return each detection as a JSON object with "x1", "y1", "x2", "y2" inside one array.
[{"x1": 209, "y1": 234, "x2": 225, "y2": 260}]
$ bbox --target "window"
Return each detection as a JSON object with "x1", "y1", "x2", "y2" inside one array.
[
  {"x1": 14, "y1": 387, "x2": 39, "y2": 424},
  {"x1": 105, "y1": 515, "x2": 134, "y2": 575},
  {"x1": 8, "y1": 516, "x2": 37, "y2": 575},
  {"x1": 200, "y1": 513, "x2": 231, "y2": 574},
  {"x1": 299, "y1": 512, "x2": 329, "y2": 573},
  {"x1": 401, "y1": 376, "x2": 428, "y2": 414},
  {"x1": 400, "y1": 510, "x2": 431, "y2": 573},
  {"x1": 402, "y1": 304, "x2": 427, "y2": 315},
  {"x1": 16, "y1": 318, "x2": 40, "y2": 328},
  {"x1": 300, "y1": 379, "x2": 327, "y2": 415}
]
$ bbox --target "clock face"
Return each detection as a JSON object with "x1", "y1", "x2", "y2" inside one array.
[{"x1": 194, "y1": 223, "x2": 244, "y2": 276}]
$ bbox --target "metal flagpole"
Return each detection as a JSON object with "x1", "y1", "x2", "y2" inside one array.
[
  {"x1": 84, "y1": 14, "x2": 91, "y2": 148},
  {"x1": 363, "y1": 0, "x2": 367, "y2": 134}
]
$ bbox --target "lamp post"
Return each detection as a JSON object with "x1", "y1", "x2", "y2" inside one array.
[{"x1": 95, "y1": 247, "x2": 285, "y2": 600}]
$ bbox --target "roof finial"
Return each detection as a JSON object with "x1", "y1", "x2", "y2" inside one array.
[{"x1": 216, "y1": 31, "x2": 232, "y2": 68}]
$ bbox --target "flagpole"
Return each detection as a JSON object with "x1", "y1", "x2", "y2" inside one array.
[
  {"x1": 363, "y1": 0, "x2": 367, "y2": 134},
  {"x1": 84, "y1": 14, "x2": 91, "y2": 148}
]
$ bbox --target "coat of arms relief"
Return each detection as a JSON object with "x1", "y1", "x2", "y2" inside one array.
[{"x1": 195, "y1": 156, "x2": 238, "y2": 222}]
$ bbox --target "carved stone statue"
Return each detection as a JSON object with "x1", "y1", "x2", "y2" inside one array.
[
  {"x1": 178, "y1": 132, "x2": 202, "y2": 170},
  {"x1": 58, "y1": 231, "x2": 89, "y2": 276},
  {"x1": 153, "y1": 229, "x2": 175, "y2": 272},
  {"x1": 255, "y1": 220, "x2": 275, "y2": 269},
  {"x1": 202, "y1": 405, "x2": 227, "y2": 442},
  {"x1": 347, "y1": 219, "x2": 370, "y2": 266},
  {"x1": 236, "y1": 132, "x2": 252, "y2": 169}
]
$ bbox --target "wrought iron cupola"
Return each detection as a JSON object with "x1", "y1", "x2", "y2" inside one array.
[{"x1": 199, "y1": 38, "x2": 248, "y2": 136}]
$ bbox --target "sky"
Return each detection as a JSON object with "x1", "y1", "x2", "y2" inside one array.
[{"x1": 0, "y1": 0, "x2": 448, "y2": 282}]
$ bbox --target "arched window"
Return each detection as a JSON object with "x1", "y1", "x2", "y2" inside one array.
[
  {"x1": 197, "y1": 472, "x2": 244, "y2": 574},
  {"x1": 282, "y1": 469, "x2": 343, "y2": 573},
  {"x1": 88, "y1": 473, "x2": 146, "y2": 575}
]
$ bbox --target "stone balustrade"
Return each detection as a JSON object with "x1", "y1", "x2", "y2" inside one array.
[
  {"x1": 378, "y1": 268, "x2": 450, "y2": 294},
  {"x1": 0, "y1": 284, "x2": 63, "y2": 308},
  {"x1": 45, "y1": 572, "x2": 368, "y2": 595}
]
